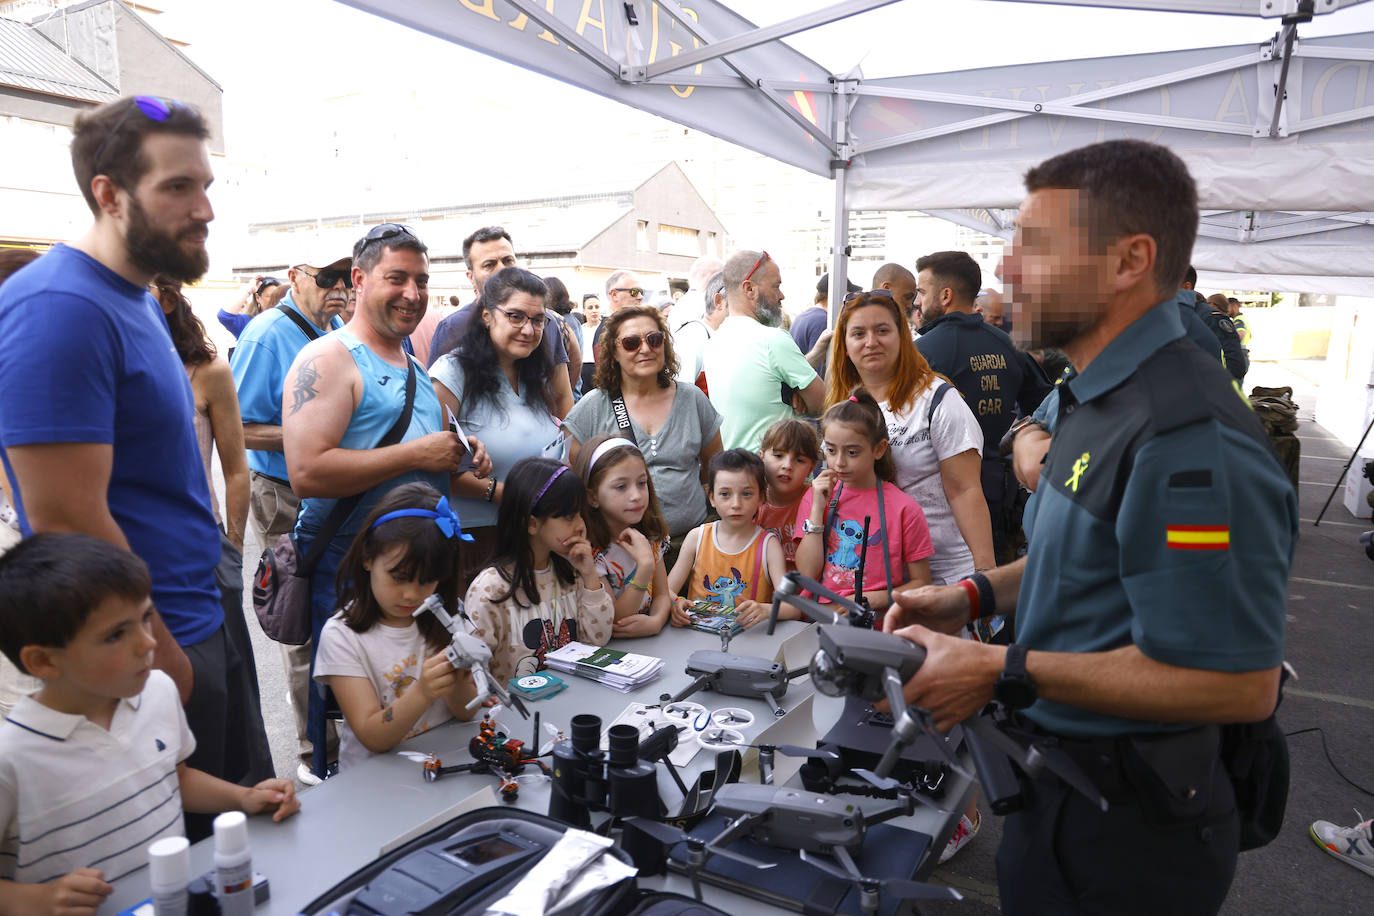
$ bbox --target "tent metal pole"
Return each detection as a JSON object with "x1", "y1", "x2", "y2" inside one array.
[
  {"x1": 830, "y1": 81, "x2": 856, "y2": 331},
  {"x1": 503, "y1": 0, "x2": 625, "y2": 79},
  {"x1": 1266, "y1": 21, "x2": 1301, "y2": 138}
]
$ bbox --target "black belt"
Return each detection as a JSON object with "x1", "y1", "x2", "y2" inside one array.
[{"x1": 251, "y1": 471, "x2": 291, "y2": 488}]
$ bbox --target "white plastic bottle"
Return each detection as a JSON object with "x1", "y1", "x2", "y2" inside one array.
[
  {"x1": 212, "y1": 811, "x2": 254, "y2": 916},
  {"x1": 147, "y1": 836, "x2": 190, "y2": 916}
]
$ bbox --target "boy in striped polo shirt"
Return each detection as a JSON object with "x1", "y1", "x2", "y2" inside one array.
[{"x1": 0, "y1": 535, "x2": 299, "y2": 915}]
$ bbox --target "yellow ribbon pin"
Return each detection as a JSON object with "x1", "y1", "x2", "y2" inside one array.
[{"x1": 1066, "y1": 452, "x2": 1091, "y2": 492}]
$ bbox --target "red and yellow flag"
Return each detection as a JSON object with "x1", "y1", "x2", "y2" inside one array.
[{"x1": 1166, "y1": 525, "x2": 1230, "y2": 551}]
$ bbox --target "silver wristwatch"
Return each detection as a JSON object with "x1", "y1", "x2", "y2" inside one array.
[{"x1": 801, "y1": 518, "x2": 825, "y2": 535}]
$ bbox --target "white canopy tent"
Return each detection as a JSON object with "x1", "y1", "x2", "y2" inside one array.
[{"x1": 338, "y1": 0, "x2": 1374, "y2": 296}]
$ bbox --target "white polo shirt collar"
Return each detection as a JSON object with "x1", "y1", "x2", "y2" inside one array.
[{"x1": 4, "y1": 691, "x2": 144, "y2": 743}]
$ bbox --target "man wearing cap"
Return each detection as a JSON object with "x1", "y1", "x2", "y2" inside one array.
[
  {"x1": 229, "y1": 243, "x2": 350, "y2": 784},
  {"x1": 790, "y1": 272, "x2": 857, "y2": 372},
  {"x1": 283, "y1": 223, "x2": 486, "y2": 780}
]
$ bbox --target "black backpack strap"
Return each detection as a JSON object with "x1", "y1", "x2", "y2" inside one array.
[
  {"x1": 611, "y1": 394, "x2": 638, "y2": 444},
  {"x1": 927, "y1": 381, "x2": 953, "y2": 425},
  {"x1": 298, "y1": 360, "x2": 417, "y2": 575},
  {"x1": 276, "y1": 304, "x2": 322, "y2": 341}
]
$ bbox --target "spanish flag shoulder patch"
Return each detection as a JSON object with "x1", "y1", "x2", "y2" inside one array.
[{"x1": 1166, "y1": 524, "x2": 1230, "y2": 550}]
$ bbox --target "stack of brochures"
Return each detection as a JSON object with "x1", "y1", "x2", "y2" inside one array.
[{"x1": 544, "y1": 642, "x2": 664, "y2": 692}]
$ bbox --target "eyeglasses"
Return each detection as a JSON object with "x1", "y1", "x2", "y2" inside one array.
[
  {"x1": 843, "y1": 288, "x2": 896, "y2": 305},
  {"x1": 494, "y1": 307, "x2": 548, "y2": 330},
  {"x1": 619, "y1": 331, "x2": 665, "y2": 352},
  {"x1": 612, "y1": 287, "x2": 645, "y2": 298},
  {"x1": 296, "y1": 266, "x2": 352, "y2": 290},
  {"x1": 91, "y1": 95, "x2": 182, "y2": 178},
  {"x1": 352, "y1": 222, "x2": 419, "y2": 261},
  {"x1": 743, "y1": 251, "x2": 771, "y2": 283}
]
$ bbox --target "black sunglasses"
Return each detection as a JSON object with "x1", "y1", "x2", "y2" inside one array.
[
  {"x1": 92, "y1": 95, "x2": 183, "y2": 177},
  {"x1": 352, "y1": 222, "x2": 420, "y2": 261},
  {"x1": 297, "y1": 266, "x2": 352, "y2": 290},
  {"x1": 843, "y1": 288, "x2": 896, "y2": 305},
  {"x1": 619, "y1": 331, "x2": 665, "y2": 352},
  {"x1": 612, "y1": 287, "x2": 645, "y2": 298}
]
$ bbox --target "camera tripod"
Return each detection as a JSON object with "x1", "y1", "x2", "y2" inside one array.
[{"x1": 1314, "y1": 410, "x2": 1374, "y2": 526}]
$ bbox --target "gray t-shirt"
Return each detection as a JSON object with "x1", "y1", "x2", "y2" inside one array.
[{"x1": 564, "y1": 383, "x2": 721, "y2": 536}]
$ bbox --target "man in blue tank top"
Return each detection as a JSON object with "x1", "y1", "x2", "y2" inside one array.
[
  {"x1": 0, "y1": 96, "x2": 272, "y2": 828},
  {"x1": 282, "y1": 224, "x2": 489, "y2": 778}
]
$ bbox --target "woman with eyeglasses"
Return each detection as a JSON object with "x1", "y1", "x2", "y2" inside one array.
[
  {"x1": 826, "y1": 290, "x2": 996, "y2": 587},
  {"x1": 563, "y1": 305, "x2": 723, "y2": 569},
  {"x1": 430, "y1": 267, "x2": 566, "y2": 593}
]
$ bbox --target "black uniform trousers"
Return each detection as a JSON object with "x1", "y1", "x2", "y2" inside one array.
[{"x1": 997, "y1": 728, "x2": 1240, "y2": 916}]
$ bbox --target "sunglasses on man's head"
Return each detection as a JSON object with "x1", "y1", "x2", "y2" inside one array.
[
  {"x1": 92, "y1": 95, "x2": 185, "y2": 177},
  {"x1": 612, "y1": 287, "x2": 645, "y2": 298},
  {"x1": 743, "y1": 251, "x2": 771, "y2": 283},
  {"x1": 297, "y1": 266, "x2": 352, "y2": 290},
  {"x1": 352, "y1": 222, "x2": 419, "y2": 261},
  {"x1": 619, "y1": 331, "x2": 665, "y2": 352}
]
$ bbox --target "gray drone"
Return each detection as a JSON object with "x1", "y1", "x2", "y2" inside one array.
[{"x1": 413, "y1": 594, "x2": 528, "y2": 720}]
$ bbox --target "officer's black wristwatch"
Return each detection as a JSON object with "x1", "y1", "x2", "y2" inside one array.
[
  {"x1": 995, "y1": 644, "x2": 1037, "y2": 710},
  {"x1": 998, "y1": 416, "x2": 1047, "y2": 458}
]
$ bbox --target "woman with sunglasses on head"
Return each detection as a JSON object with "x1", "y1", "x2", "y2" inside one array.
[
  {"x1": 827, "y1": 290, "x2": 995, "y2": 589},
  {"x1": 563, "y1": 305, "x2": 723, "y2": 571},
  {"x1": 430, "y1": 267, "x2": 566, "y2": 595}
]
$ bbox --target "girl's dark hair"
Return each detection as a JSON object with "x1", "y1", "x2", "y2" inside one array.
[
  {"x1": 760, "y1": 417, "x2": 821, "y2": 466},
  {"x1": 820, "y1": 387, "x2": 897, "y2": 484},
  {"x1": 334, "y1": 482, "x2": 459, "y2": 651},
  {"x1": 154, "y1": 277, "x2": 215, "y2": 365},
  {"x1": 456, "y1": 266, "x2": 557, "y2": 418},
  {"x1": 571, "y1": 434, "x2": 669, "y2": 550},
  {"x1": 490, "y1": 457, "x2": 587, "y2": 607},
  {"x1": 543, "y1": 276, "x2": 573, "y2": 315},
  {"x1": 590, "y1": 305, "x2": 679, "y2": 394},
  {"x1": 708, "y1": 448, "x2": 767, "y2": 494}
]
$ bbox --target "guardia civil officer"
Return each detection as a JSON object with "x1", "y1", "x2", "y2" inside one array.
[
  {"x1": 1184, "y1": 266, "x2": 1248, "y2": 383},
  {"x1": 914, "y1": 250, "x2": 1051, "y2": 560},
  {"x1": 886, "y1": 140, "x2": 1295, "y2": 916}
]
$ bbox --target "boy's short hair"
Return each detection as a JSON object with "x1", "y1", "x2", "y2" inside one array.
[
  {"x1": 708, "y1": 448, "x2": 768, "y2": 494},
  {"x1": 0, "y1": 534, "x2": 151, "y2": 674},
  {"x1": 760, "y1": 417, "x2": 821, "y2": 466}
]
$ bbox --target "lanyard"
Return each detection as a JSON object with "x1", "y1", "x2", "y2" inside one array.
[{"x1": 823, "y1": 480, "x2": 894, "y2": 606}]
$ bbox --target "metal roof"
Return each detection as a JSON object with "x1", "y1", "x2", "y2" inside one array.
[{"x1": 0, "y1": 16, "x2": 115, "y2": 103}]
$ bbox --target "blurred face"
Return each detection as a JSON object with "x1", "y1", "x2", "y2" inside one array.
[
  {"x1": 607, "y1": 275, "x2": 644, "y2": 313},
  {"x1": 710, "y1": 468, "x2": 763, "y2": 525},
  {"x1": 747, "y1": 261, "x2": 785, "y2": 327},
  {"x1": 467, "y1": 237, "x2": 517, "y2": 296},
  {"x1": 915, "y1": 268, "x2": 950, "y2": 325},
  {"x1": 999, "y1": 188, "x2": 1111, "y2": 349},
  {"x1": 613, "y1": 316, "x2": 665, "y2": 381},
  {"x1": 366, "y1": 544, "x2": 439, "y2": 625},
  {"x1": 844, "y1": 303, "x2": 901, "y2": 381},
  {"x1": 483, "y1": 290, "x2": 546, "y2": 363},
  {"x1": 584, "y1": 297, "x2": 601, "y2": 322},
  {"x1": 528, "y1": 511, "x2": 588, "y2": 561},
  {"x1": 355, "y1": 246, "x2": 429, "y2": 341},
  {"x1": 762, "y1": 447, "x2": 815, "y2": 499},
  {"x1": 587, "y1": 454, "x2": 650, "y2": 532},
  {"x1": 822, "y1": 420, "x2": 886, "y2": 488},
  {"x1": 42, "y1": 595, "x2": 158, "y2": 702},
  {"x1": 120, "y1": 134, "x2": 214, "y2": 284}
]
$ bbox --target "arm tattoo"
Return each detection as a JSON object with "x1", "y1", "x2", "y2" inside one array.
[
  {"x1": 382, "y1": 705, "x2": 394, "y2": 723},
  {"x1": 288, "y1": 355, "x2": 322, "y2": 416}
]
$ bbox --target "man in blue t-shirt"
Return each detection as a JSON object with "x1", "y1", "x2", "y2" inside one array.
[
  {"x1": 0, "y1": 96, "x2": 271, "y2": 821},
  {"x1": 230, "y1": 244, "x2": 349, "y2": 785}
]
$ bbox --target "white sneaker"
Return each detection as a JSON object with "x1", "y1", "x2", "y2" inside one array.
[
  {"x1": 1311, "y1": 812, "x2": 1374, "y2": 879},
  {"x1": 939, "y1": 810, "x2": 980, "y2": 864},
  {"x1": 297, "y1": 762, "x2": 322, "y2": 787}
]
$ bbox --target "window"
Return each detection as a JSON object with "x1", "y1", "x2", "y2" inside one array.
[
  {"x1": 658, "y1": 224, "x2": 699, "y2": 257},
  {"x1": 637, "y1": 220, "x2": 650, "y2": 251}
]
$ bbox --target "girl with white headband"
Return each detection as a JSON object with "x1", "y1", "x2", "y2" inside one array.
[{"x1": 571, "y1": 434, "x2": 672, "y2": 639}]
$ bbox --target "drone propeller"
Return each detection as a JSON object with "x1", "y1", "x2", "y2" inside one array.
[
  {"x1": 625, "y1": 816, "x2": 775, "y2": 900},
  {"x1": 799, "y1": 848, "x2": 962, "y2": 903},
  {"x1": 848, "y1": 768, "x2": 953, "y2": 814},
  {"x1": 963, "y1": 714, "x2": 1108, "y2": 812},
  {"x1": 396, "y1": 750, "x2": 434, "y2": 763}
]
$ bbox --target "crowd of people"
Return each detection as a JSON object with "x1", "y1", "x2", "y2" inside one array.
[{"x1": 0, "y1": 93, "x2": 1320, "y2": 916}]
